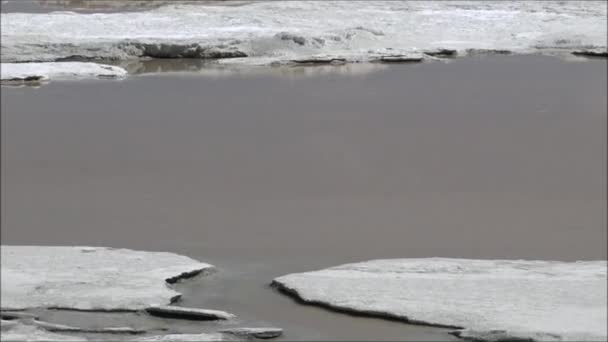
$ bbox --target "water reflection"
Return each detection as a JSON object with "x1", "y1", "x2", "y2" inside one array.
[
  {"x1": 0, "y1": 59, "x2": 391, "y2": 88},
  {"x1": 110, "y1": 58, "x2": 391, "y2": 79}
]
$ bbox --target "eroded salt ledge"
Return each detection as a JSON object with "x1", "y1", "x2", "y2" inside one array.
[
  {"x1": 145, "y1": 305, "x2": 235, "y2": 321},
  {"x1": 273, "y1": 258, "x2": 608, "y2": 342},
  {"x1": 0, "y1": 62, "x2": 127, "y2": 82},
  {"x1": 1, "y1": 1, "x2": 606, "y2": 64},
  {"x1": 0, "y1": 246, "x2": 214, "y2": 311}
]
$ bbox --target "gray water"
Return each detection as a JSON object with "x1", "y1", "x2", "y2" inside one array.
[{"x1": 2, "y1": 55, "x2": 606, "y2": 340}]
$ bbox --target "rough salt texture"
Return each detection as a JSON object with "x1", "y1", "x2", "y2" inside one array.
[
  {"x1": 145, "y1": 305, "x2": 235, "y2": 321},
  {"x1": 1, "y1": 1, "x2": 605, "y2": 64},
  {"x1": 1, "y1": 62, "x2": 127, "y2": 82},
  {"x1": 273, "y1": 258, "x2": 607, "y2": 342},
  {"x1": 220, "y1": 327, "x2": 283, "y2": 339},
  {"x1": 0, "y1": 246, "x2": 214, "y2": 311}
]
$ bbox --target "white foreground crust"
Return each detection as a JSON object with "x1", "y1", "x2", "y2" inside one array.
[
  {"x1": 1, "y1": 62, "x2": 127, "y2": 82},
  {"x1": 274, "y1": 258, "x2": 607, "y2": 341},
  {"x1": 0, "y1": 246, "x2": 214, "y2": 311}
]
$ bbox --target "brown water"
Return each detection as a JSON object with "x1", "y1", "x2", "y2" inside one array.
[{"x1": 2, "y1": 55, "x2": 606, "y2": 340}]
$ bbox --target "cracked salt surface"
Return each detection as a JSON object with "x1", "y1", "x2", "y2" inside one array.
[{"x1": 273, "y1": 258, "x2": 607, "y2": 342}]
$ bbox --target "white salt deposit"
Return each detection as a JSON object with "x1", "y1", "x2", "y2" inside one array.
[
  {"x1": 0, "y1": 246, "x2": 214, "y2": 311},
  {"x1": 1, "y1": 62, "x2": 127, "y2": 82},
  {"x1": 1, "y1": 1, "x2": 605, "y2": 64},
  {"x1": 274, "y1": 258, "x2": 607, "y2": 341}
]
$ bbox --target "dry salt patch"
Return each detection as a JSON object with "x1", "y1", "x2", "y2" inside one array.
[
  {"x1": 0, "y1": 246, "x2": 214, "y2": 311},
  {"x1": 0, "y1": 62, "x2": 127, "y2": 83},
  {"x1": 273, "y1": 258, "x2": 607, "y2": 342}
]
